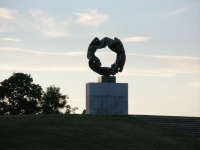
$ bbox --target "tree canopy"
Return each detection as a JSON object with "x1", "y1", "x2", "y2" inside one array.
[
  {"x1": 42, "y1": 85, "x2": 77, "y2": 114},
  {"x1": 0, "y1": 73, "x2": 43, "y2": 115},
  {"x1": 0, "y1": 73, "x2": 77, "y2": 115}
]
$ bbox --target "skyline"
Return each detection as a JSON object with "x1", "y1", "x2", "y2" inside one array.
[{"x1": 0, "y1": 0, "x2": 200, "y2": 116}]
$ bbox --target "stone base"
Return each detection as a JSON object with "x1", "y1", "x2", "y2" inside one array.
[
  {"x1": 98, "y1": 76, "x2": 116, "y2": 83},
  {"x1": 86, "y1": 82, "x2": 128, "y2": 115}
]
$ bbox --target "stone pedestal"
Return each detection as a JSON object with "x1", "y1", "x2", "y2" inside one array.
[
  {"x1": 98, "y1": 76, "x2": 116, "y2": 83},
  {"x1": 86, "y1": 76, "x2": 128, "y2": 115}
]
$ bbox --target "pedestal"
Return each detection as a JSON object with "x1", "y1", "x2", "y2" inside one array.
[{"x1": 86, "y1": 76, "x2": 128, "y2": 115}]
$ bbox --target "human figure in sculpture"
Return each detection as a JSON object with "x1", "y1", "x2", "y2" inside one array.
[
  {"x1": 87, "y1": 37, "x2": 126, "y2": 76},
  {"x1": 108, "y1": 37, "x2": 126, "y2": 73},
  {"x1": 87, "y1": 37, "x2": 112, "y2": 76},
  {"x1": 93, "y1": 37, "x2": 126, "y2": 74},
  {"x1": 87, "y1": 38, "x2": 101, "y2": 66}
]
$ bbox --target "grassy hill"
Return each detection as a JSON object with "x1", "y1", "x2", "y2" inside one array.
[{"x1": 0, "y1": 115, "x2": 199, "y2": 150}]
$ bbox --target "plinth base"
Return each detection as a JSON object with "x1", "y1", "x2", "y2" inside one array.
[
  {"x1": 98, "y1": 76, "x2": 116, "y2": 83},
  {"x1": 86, "y1": 82, "x2": 128, "y2": 115}
]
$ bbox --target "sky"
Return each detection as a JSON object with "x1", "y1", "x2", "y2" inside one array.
[{"x1": 0, "y1": 0, "x2": 200, "y2": 116}]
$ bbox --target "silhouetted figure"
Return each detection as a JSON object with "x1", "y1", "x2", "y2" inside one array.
[
  {"x1": 82, "y1": 109, "x2": 86, "y2": 114},
  {"x1": 87, "y1": 37, "x2": 126, "y2": 76}
]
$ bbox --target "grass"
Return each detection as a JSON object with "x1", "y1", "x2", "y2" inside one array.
[{"x1": 0, "y1": 114, "x2": 199, "y2": 150}]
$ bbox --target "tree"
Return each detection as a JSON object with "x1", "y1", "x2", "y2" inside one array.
[
  {"x1": 0, "y1": 73, "x2": 43, "y2": 115},
  {"x1": 42, "y1": 85, "x2": 78, "y2": 114}
]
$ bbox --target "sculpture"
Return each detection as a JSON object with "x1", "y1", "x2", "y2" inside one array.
[{"x1": 87, "y1": 37, "x2": 126, "y2": 76}]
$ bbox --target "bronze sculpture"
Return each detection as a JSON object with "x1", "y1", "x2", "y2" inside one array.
[{"x1": 87, "y1": 37, "x2": 126, "y2": 76}]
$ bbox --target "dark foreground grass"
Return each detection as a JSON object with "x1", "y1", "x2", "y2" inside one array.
[{"x1": 0, "y1": 115, "x2": 199, "y2": 150}]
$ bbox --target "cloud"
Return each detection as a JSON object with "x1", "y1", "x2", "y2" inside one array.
[
  {"x1": 74, "y1": 9, "x2": 109, "y2": 27},
  {"x1": 188, "y1": 80, "x2": 200, "y2": 88},
  {"x1": 0, "y1": 47, "x2": 85, "y2": 56},
  {"x1": 0, "y1": 47, "x2": 88, "y2": 72},
  {"x1": 0, "y1": 8, "x2": 18, "y2": 32},
  {"x1": 0, "y1": 38, "x2": 22, "y2": 42},
  {"x1": 122, "y1": 69, "x2": 174, "y2": 77},
  {"x1": 164, "y1": 7, "x2": 189, "y2": 16},
  {"x1": 121, "y1": 37, "x2": 150, "y2": 43},
  {"x1": 122, "y1": 53, "x2": 200, "y2": 77},
  {"x1": 0, "y1": 8, "x2": 72, "y2": 37},
  {"x1": 0, "y1": 8, "x2": 109, "y2": 37},
  {"x1": 0, "y1": 47, "x2": 199, "y2": 77},
  {"x1": 135, "y1": 3, "x2": 200, "y2": 18},
  {"x1": 29, "y1": 10, "x2": 72, "y2": 38},
  {"x1": 0, "y1": 8, "x2": 17, "y2": 20},
  {"x1": 164, "y1": 3, "x2": 200, "y2": 17},
  {"x1": 128, "y1": 53, "x2": 200, "y2": 60}
]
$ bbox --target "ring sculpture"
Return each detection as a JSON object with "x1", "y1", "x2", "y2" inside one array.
[{"x1": 87, "y1": 37, "x2": 126, "y2": 76}]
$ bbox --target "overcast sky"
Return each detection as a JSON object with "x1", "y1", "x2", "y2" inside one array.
[{"x1": 0, "y1": 0, "x2": 200, "y2": 116}]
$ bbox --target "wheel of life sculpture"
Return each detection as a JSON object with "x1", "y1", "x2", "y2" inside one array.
[{"x1": 87, "y1": 37, "x2": 126, "y2": 76}]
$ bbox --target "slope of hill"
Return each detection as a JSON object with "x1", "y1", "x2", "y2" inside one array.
[
  {"x1": 0, "y1": 115, "x2": 199, "y2": 150},
  {"x1": 133, "y1": 115, "x2": 200, "y2": 137}
]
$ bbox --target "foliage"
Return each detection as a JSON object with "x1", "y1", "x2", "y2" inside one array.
[
  {"x1": 0, "y1": 73, "x2": 77, "y2": 115},
  {"x1": 0, "y1": 73, "x2": 43, "y2": 115},
  {"x1": 42, "y1": 85, "x2": 78, "y2": 114}
]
